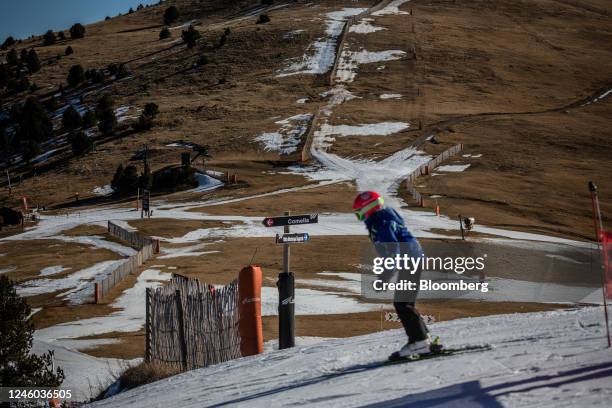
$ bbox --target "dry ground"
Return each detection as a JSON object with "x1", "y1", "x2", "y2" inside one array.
[{"x1": 0, "y1": 0, "x2": 610, "y2": 360}]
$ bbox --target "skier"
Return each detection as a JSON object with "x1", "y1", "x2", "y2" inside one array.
[{"x1": 353, "y1": 191, "x2": 433, "y2": 357}]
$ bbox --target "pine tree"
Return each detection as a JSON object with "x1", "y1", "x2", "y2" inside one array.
[
  {"x1": 163, "y1": 6, "x2": 179, "y2": 25},
  {"x1": 0, "y1": 276, "x2": 65, "y2": 388},
  {"x1": 67, "y1": 64, "x2": 85, "y2": 87},
  {"x1": 6, "y1": 48, "x2": 18, "y2": 65},
  {"x1": 96, "y1": 94, "x2": 117, "y2": 135},
  {"x1": 182, "y1": 25, "x2": 201, "y2": 48},
  {"x1": 159, "y1": 26, "x2": 171, "y2": 40},
  {"x1": 68, "y1": 130, "x2": 92, "y2": 155},
  {"x1": 65, "y1": 45, "x2": 74, "y2": 56},
  {"x1": 82, "y1": 109, "x2": 97, "y2": 128},
  {"x1": 25, "y1": 49, "x2": 41, "y2": 73},
  {"x1": 43, "y1": 30, "x2": 57, "y2": 46},
  {"x1": 1, "y1": 36, "x2": 16, "y2": 50},
  {"x1": 16, "y1": 97, "x2": 53, "y2": 142},
  {"x1": 62, "y1": 106, "x2": 82, "y2": 129},
  {"x1": 69, "y1": 23, "x2": 86, "y2": 39}
]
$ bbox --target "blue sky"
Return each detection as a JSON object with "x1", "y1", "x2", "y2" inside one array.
[{"x1": 0, "y1": 0, "x2": 159, "y2": 42}]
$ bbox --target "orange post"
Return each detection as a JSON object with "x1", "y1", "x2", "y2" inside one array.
[
  {"x1": 435, "y1": 205, "x2": 440, "y2": 216},
  {"x1": 238, "y1": 265, "x2": 264, "y2": 356}
]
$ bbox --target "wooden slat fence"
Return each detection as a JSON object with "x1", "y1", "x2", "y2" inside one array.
[
  {"x1": 405, "y1": 144, "x2": 464, "y2": 206},
  {"x1": 145, "y1": 276, "x2": 241, "y2": 370},
  {"x1": 93, "y1": 221, "x2": 160, "y2": 303}
]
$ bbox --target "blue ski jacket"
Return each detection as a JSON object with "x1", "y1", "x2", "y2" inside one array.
[{"x1": 364, "y1": 207, "x2": 424, "y2": 279}]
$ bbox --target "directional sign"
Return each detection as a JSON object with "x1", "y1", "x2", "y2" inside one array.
[
  {"x1": 262, "y1": 214, "x2": 318, "y2": 228},
  {"x1": 276, "y1": 233, "x2": 310, "y2": 244}
]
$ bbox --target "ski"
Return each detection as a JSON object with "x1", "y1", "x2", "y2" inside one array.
[{"x1": 387, "y1": 343, "x2": 492, "y2": 364}]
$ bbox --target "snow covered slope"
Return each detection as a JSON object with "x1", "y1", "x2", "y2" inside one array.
[{"x1": 89, "y1": 307, "x2": 612, "y2": 407}]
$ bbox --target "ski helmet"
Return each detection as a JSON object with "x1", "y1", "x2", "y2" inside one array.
[{"x1": 353, "y1": 191, "x2": 384, "y2": 221}]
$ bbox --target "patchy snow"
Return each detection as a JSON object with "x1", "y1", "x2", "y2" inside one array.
[
  {"x1": 318, "y1": 121, "x2": 409, "y2": 138},
  {"x1": 277, "y1": 8, "x2": 366, "y2": 77},
  {"x1": 296, "y1": 97, "x2": 309, "y2": 104},
  {"x1": 255, "y1": 114, "x2": 313, "y2": 155},
  {"x1": 437, "y1": 164, "x2": 471, "y2": 172},
  {"x1": 52, "y1": 235, "x2": 137, "y2": 257},
  {"x1": 260, "y1": 286, "x2": 378, "y2": 316},
  {"x1": 264, "y1": 336, "x2": 337, "y2": 352},
  {"x1": 336, "y1": 48, "x2": 406, "y2": 82},
  {"x1": 18, "y1": 260, "x2": 125, "y2": 303},
  {"x1": 372, "y1": 0, "x2": 411, "y2": 16},
  {"x1": 32, "y1": 339, "x2": 136, "y2": 402},
  {"x1": 39, "y1": 265, "x2": 71, "y2": 276},
  {"x1": 89, "y1": 307, "x2": 612, "y2": 407},
  {"x1": 93, "y1": 185, "x2": 114, "y2": 196},
  {"x1": 349, "y1": 18, "x2": 386, "y2": 34},
  {"x1": 36, "y1": 269, "x2": 171, "y2": 344},
  {"x1": 32, "y1": 147, "x2": 63, "y2": 164},
  {"x1": 189, "y1": 173, "x2": 224, "y2": 193},
  {"x1": 0, "y1": 266, "x2": 16, "y2": 274},
  {"x1": 157, "y1": 243, "x2": 220, "y2": 259},
  {"x1": 380, "y1": 93, "x2": 403, "y2": 99}
]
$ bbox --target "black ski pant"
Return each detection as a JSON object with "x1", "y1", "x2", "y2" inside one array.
[
  {"x1": 393, "y1": 265, "x2": 428, "y2": 343},
  {"x1": 393, "y1": 301, "x2": 428, "y2": 343}
]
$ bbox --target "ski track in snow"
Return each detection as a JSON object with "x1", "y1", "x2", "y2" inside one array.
[{"x1": 89, "y1": 307, "x2": 612, "y2": 407}]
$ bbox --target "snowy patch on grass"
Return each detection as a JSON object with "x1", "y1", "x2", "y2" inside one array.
[
  {"x1": 93, "y1": 185, "x2": 114, "y2": 196},
  {"x1": 296, "y1": 97, "x2": 309, "y2": 104},
  {"x1": 380, "y1": 93, "x2": 402, "y2": 99},
  {"x1": 319, "y1": 121, "x2": 409, "y2": 138},
  {"x1": 39, "y1": 265, "x2": 71, "y2": 276},
  {"x1": 336, "y1": 49, "x2": 406, "y2": 82},
  {"x1": 255, "y1": 113, "x2": 313, "y2": 155},
  {"x1": 18, "y1": 259, "x2": 124, "y2": 303},
  {"x1": 52, "y1": 235, "x2": 137, "y2": 256},
  {"x1": 372, "y1": 0, "x2": 411, "y2": 16},
  {"x1": 36, "y1": 269, "x2": 171, "y2": 343},
  {"x1": 277, "y1": 8, "x2": 366, "y2": 77},
  {"x1": 0, "y1": 266, "x2": 16, "y2": 275},
  {"x1": 189, "y1": 173, "x2": 223, "y2": 193},
  {"x1": 436, "y1": 164, "x2": 470, "y2": 172},
  {"x1": 158, "y1": 242, "x2": 220, "y2": 259},
  {"x1": 260, "y1": 286, "x2": 378, "y2": 315},
  {"x1": 349, "y1": 18, "x2": 386, "y2": 34}
]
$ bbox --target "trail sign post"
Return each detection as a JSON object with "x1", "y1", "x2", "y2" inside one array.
[
  {"x1": 276, "y1": 233, "x2": 310, "y2": 244},
  {"x1": 141, "y1": 190, "x2": 151, "y2": 219},
  {"x1": 263, "y1": 212, "x2": 318, "y2": 349}
]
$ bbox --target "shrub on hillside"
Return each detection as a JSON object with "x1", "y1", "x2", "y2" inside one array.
[
  {"x1": 20, "y1": 48, "x2": 28, "y2": 62},
  {"x1": 96, "y1": 93, "x2": 117, "y2": 135},
  {"x1": 256, "y1": 14, "x2": 270, "y2": 24},
  {"x1": 137, "y1": 4, "x2": 144, "y2": 11},
  {"x1": 0, "y1": 276, "x2": 65, "y2": 387},
  {"x1": 108, "y1": 63, "x2": 130, "y2": 79},
  {"x1": 6, "y1": 48, "x2": 18, "y2": 65},
  {"x1": 133, "y1": 102, "x2": 159, "y2": 131},
  {"x1": 118, "y1": 362, "x2": 182, "y2": 391},
  {"x1": 163, "y1": 6, "x2": 179, "y2": 25},
  {"x1": 67, "y1": 64, "x2": 85, "y2": 87},
  {"x1": 25, "y1": 49, "x2": 41, "y2": 73},
  {"x1": 182, "y1": 25, "x2": 201, "y2": 48},
  {"x1": 57, "y1": 31, "x2": 66, "y2": 41},
  {"x1": 68, "y1": 130, "x2": 93, "y2": 155},
  {"x1": 1, "y1": 36, "x2": 16, "y2": 50},
  {"x1": 42, "y1": 30, "x2": 57, "y2": 46},
  {"x1": 82, "y1": 109, "x2": 97, "y2": 128},
  {"x1": 65, "y1": 45, "x2": 74, "y2": 55},
  {"x1": 69, "y1": 23, "x2": 86, "y2": 39},
  {"x1": 159, "y1": 26, "x2": 171, "y2": 40},
  {"x1": 128, "y1": 7, "x2": 134, "y2": 14},
  {"x1": 62, "y1": 106, "x2": 82, "y2": 130}
]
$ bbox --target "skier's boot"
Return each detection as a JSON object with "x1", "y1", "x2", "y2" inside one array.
[{"x1": 398, "y1": 336, "x2": 432, "y2": 358}]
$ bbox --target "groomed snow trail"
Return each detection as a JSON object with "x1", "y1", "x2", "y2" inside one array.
[{"x1": 88, "y1": 307, "x2": 612, "y2": 407}]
